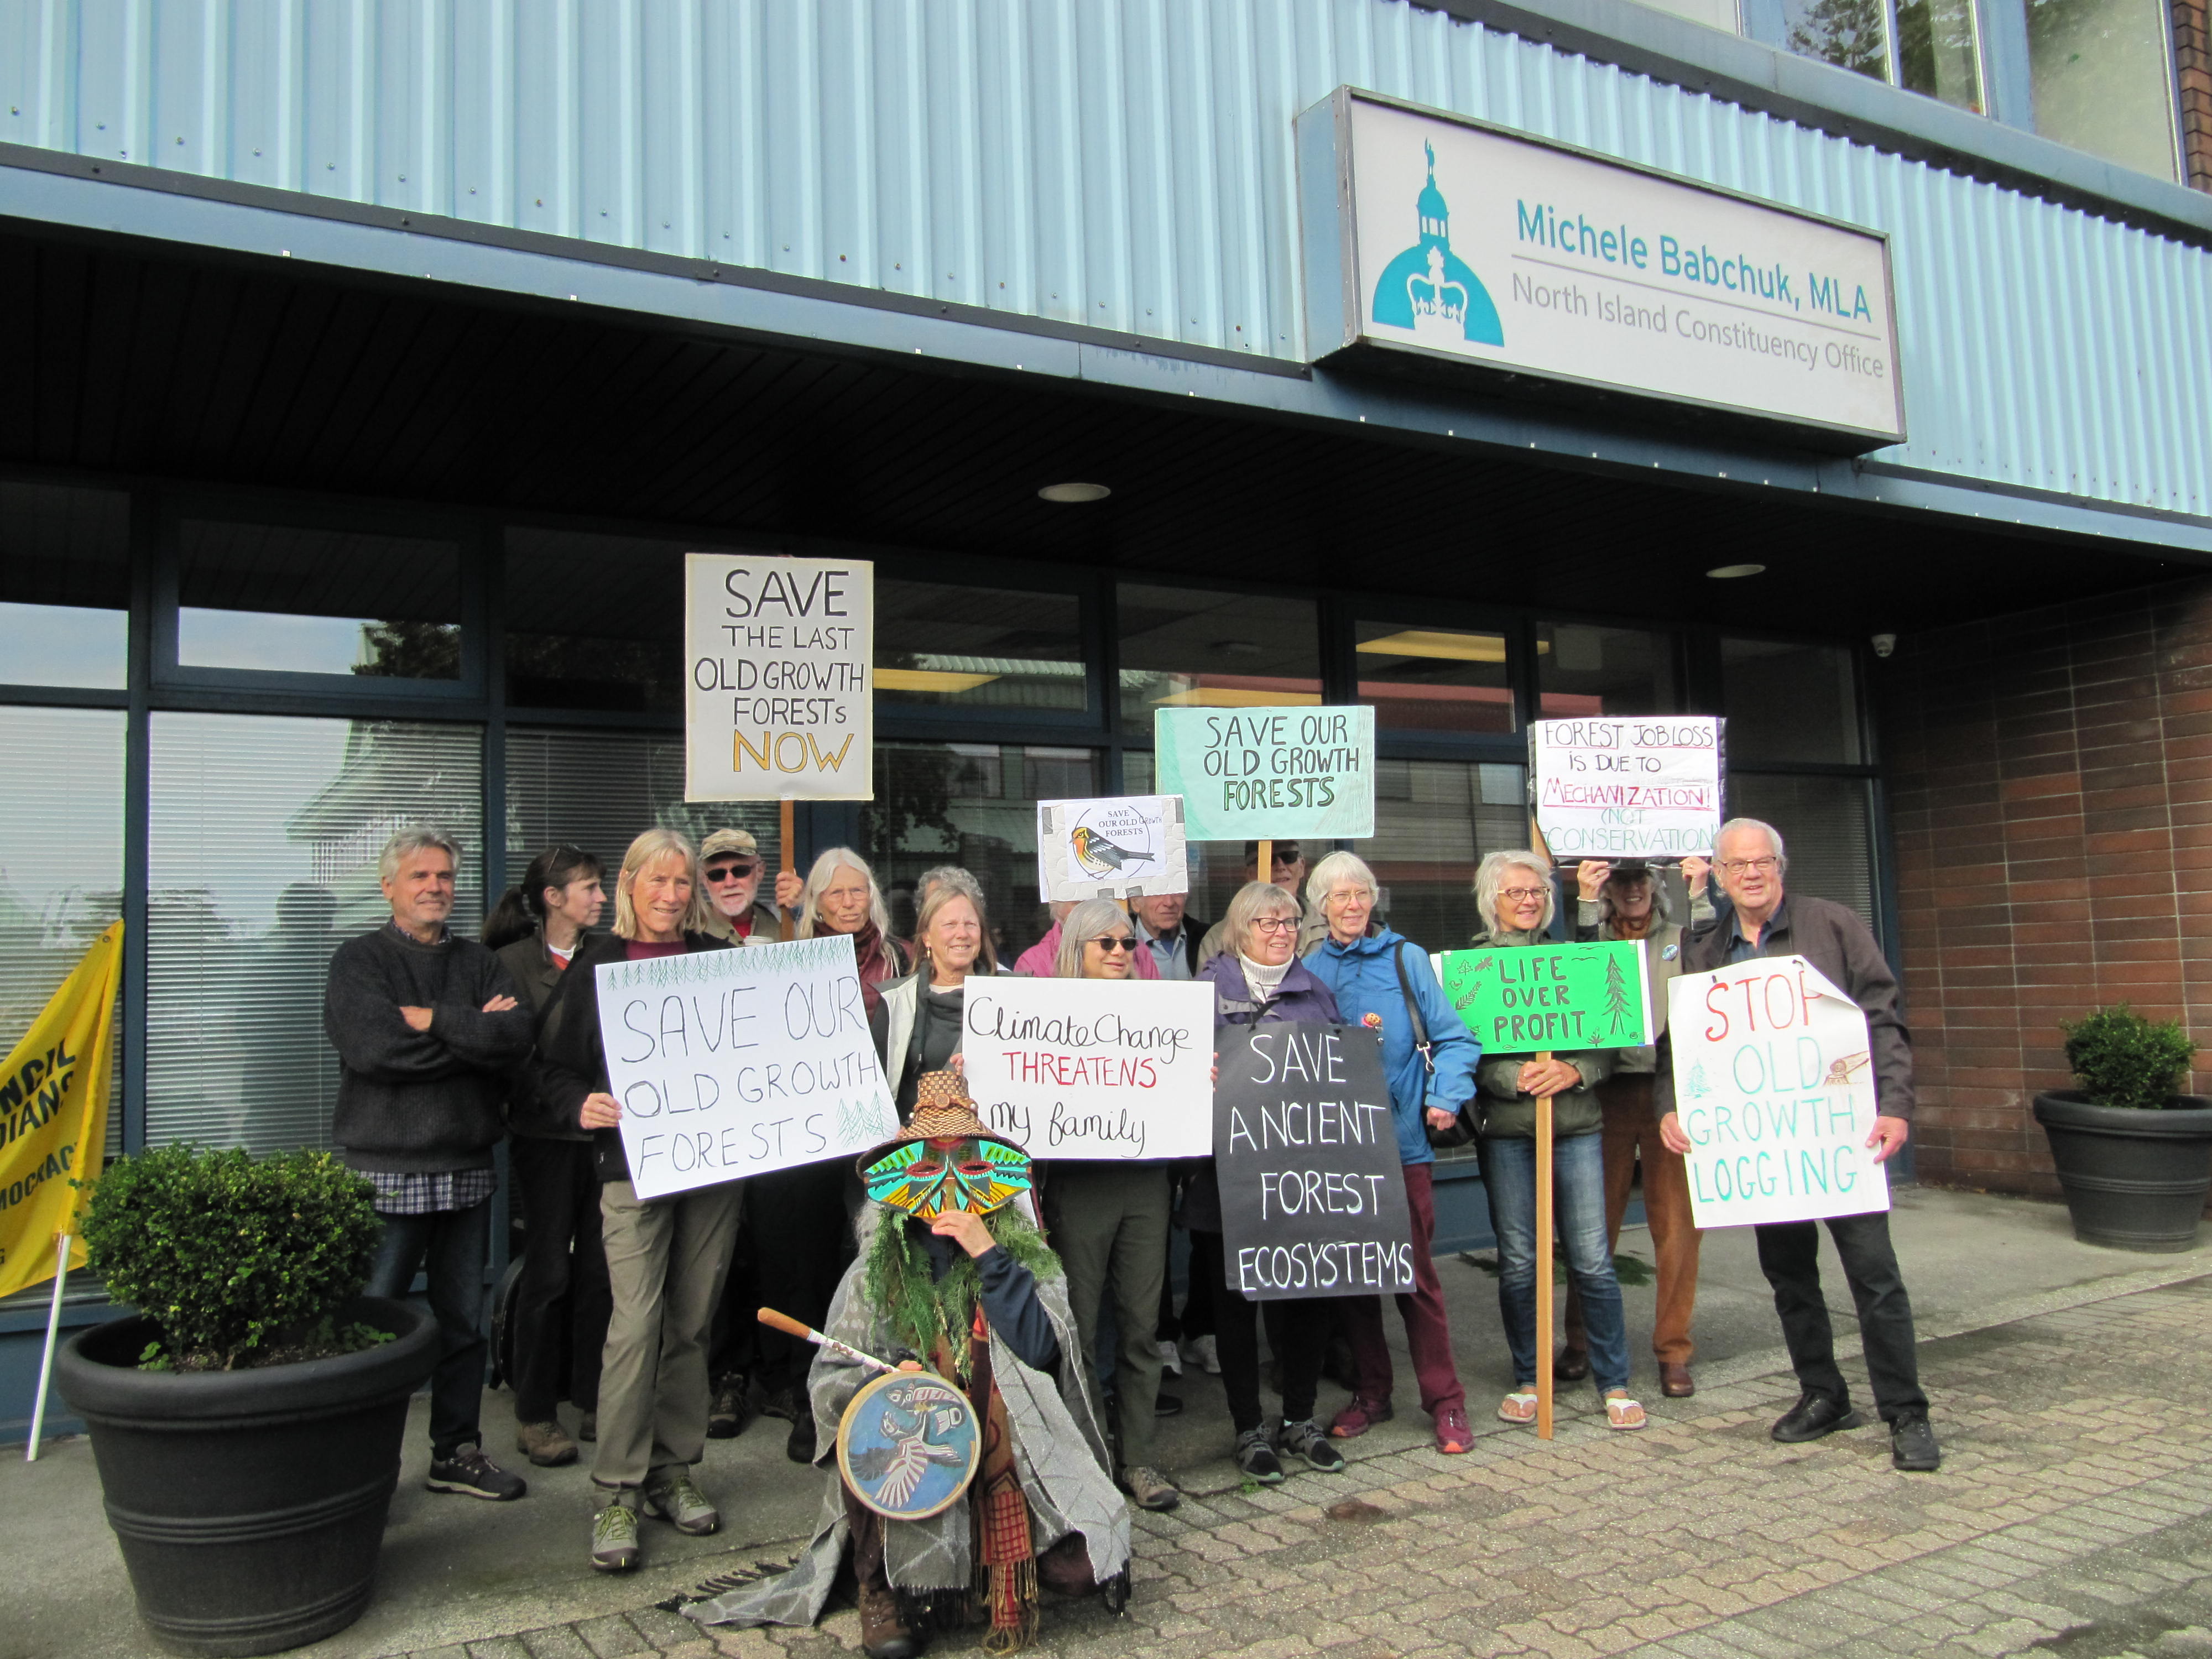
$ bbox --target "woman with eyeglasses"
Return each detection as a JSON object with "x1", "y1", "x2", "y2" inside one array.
[
  {"x1": 1301, "y1": 851, "x2": 1480, "y2": 1455},
  {"x1": 1191, "y1": 880, "x2": 1349, "y2": 1484},
  {"x1": 1038, "y1": 897, "x2": 1182, "y2": 1515},
  {"x1": 1467, "y1": 849, "x2": 1646, "y2": 1433},
  {"x1": 774, "y1": 847, "x2": 911, "y2": 1013}
]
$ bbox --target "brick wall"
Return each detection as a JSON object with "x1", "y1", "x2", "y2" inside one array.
[
  {"x1": 2180, "y1": 0, "x2": 2212, "y2": 192},
  {"x1": 1877, "y1": 577, "x2": 2212, "y2": 1196}
]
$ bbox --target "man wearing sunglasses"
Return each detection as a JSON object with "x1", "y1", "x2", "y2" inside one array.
[{"x1": 698, "y1": 828, "x2": 781, "y2": 947}]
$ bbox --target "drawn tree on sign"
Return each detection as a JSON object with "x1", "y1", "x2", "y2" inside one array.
[
  {"x1": 1686, "y1": 1062, "x2": 1712, "y2": 1099},
  {"x1": 1602, "y1": 955, "x2": 1632, "y2": 1037}
]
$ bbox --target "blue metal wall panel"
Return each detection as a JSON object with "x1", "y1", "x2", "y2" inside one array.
[{"x1": 3, "y1": 0, "x2": 2208, "y2": 521}]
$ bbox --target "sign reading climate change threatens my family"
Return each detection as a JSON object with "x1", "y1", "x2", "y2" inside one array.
[
  {"x1": 1036, "y1": 795, "x2": 1189, "y2": 902},
  {"x1": 685, "y1": 554, "x2": 873, "y2": 802},
  {"x1": 1300, "y1": 88, "x2": 1906, "y2": 447},
  {"x1": 963, "y1": 978, "x2": 1214, "y2": 1160},
  {"x1": 1154, "y1": 706, "x2": 1376, "y2": 842},
  {"x1": 1214, "y1": 1023, "x2": 1415, "y2": 1300},
  {"x1": 596, "y1": 936, "x2": 898, "y2": 1200},
  {"x1": 1531, "y1": 717, "x2": 1724, "y2": 860},
  {"x1": 1667, "y1": 954, "x2": 1891, "y2": 1228}
]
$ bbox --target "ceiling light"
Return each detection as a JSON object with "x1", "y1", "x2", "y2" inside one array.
[
  {"x1": 1357, "y1": 629, "x2": 1510, "y2": 664},
  {"x1": 1211, "y1": 639, "x2": 1265, "y2": 657},
  {"x1": 1705, "y1": 563, "x2": 1767, "y2": 579},
  {"x1": 1037, "y1": 481, "x2": 1111, "y2": 503},
  {"x1": 1152, "y1": 688, "x2": 1323, "y2": 708},
  {"x1": 874, "y1": 669, "x2": 1000, "y2": 694}
]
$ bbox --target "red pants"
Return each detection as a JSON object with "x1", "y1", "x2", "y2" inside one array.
[
  {"x1": 1339, "y1": 1164, "x2": 1465, "y2": 1418},
  {"x1": 1564, "y1": 1074, "x2": 1703, "y2": 1366}
]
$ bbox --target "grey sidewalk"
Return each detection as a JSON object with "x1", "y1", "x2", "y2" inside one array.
[{"x1": 8, "y1": 1186, "x2": 2212, "y2": 1659}]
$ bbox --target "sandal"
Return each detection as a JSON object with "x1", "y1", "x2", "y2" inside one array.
[
  {"x1": 1497, "y1": 1390, "x2": 1538, "y2": 1425},
  {"x1": 1604, "y1": 1391, "x2": 1648, "y2": 1431}
]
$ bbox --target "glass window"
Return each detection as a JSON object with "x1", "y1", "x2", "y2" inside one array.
[
  {"x1": 2029, "y1": 0, "x2": 2180, "y2": 179},
  {"x1": 867, "y1": 742, "x2": 1101, "y2": 963},
  {"x1": 504, "y1": 727, "x2": 780, "y2": 890},
  {"x1": 1897, "y1": 0, "x2": 1985, "y2": 111},
  {"x1": 1117, "y1": 584, "x2": 1322, "y2": 731},
  {"x1": 1538, "y1": 624, "x2": 1677, "y2": 720},
  {"x1": 1355, "y1": 622, "x2": 1514, "y2": 737},
  {"x1": 876, "y1": 578, "x2": 1086, "y2": 713},
  {"x1": 0, "y1": 706, "x2": 126, "y2": 1162},
  {"x1": 1721, "y1": 638, "x2": 1864, "y2": 764},
  {"x1": 1749, "y1": 0, "x2": 1893, "y2": 80},
  {"x1": 1726, "y1": 774, "x2": 1877, "y2": 928},
  {"x1": 0, "y1": 482, "x2": 130, "y2": 690},
  {"x1": 146, "y1": 714, "x2": 483, "y2": 1154},
  {"x1": 505, "y1": 528, "x2": 685, "y2": 713},
  {"x1": 178, "y1": 520, "x2": 463, "y2": 679},
  {"x1": 1121, "y1": 749, "x2": 1248, "y2": 929},
  {"x1": 1358, "y1": 759, "x2": 1535, "y2": 953}
]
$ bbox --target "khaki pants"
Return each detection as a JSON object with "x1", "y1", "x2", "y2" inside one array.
[
  {"x1": 1564, "y1": 1074, "x2": 1703, "y2": 1366},
  {"x1": 1045, "y1": 1164, "x2": 1169, "y2": 1470},
  {"x1": 593, "y1": 1177, "x2": 747, "y2": 1499}
]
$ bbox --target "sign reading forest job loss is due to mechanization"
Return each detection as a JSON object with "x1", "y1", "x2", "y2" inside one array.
[
  {"x1": 685, "y1": 554, "x2": 873, "y2": 802},
  {"x1": 1531, "y1": 717, "x2": 1724, "y2": 859}
]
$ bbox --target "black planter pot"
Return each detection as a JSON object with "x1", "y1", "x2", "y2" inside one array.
[
  {"x1": 2032, "y1": 1091, "x2": 2212, "y2": 1253},
  {"x1": 56, "y1": 1297, "x2": 438, "y2": 1657}
]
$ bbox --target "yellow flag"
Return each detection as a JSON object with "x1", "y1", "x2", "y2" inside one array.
[{"x1": 0, "y1": 921, "x2": 123, "y2": 1300}]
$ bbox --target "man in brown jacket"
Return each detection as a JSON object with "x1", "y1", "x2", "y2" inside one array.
[{"x1": 1657, "y1": 817, "x2": 1940, "y2": 1473}]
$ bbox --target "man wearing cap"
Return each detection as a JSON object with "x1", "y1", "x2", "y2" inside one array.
[
  {"x1": 698, "y1": 828, "x2": 781, "y2": 945},
  {"x1": 686, "y1": 1071, "x2": 1129, "y2": 1659},
  {"x1": 1197, "y1": 842, "x2": 1324, "y2": 963},
  {"x1": 1557, "y1": 855, "x2": 1712, "y2": 1399}
]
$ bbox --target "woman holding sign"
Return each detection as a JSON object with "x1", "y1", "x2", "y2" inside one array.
[
  {"x1": 872, "y1": 880, "x2": 998, "y2": 1119},
  {"x1": 1468, "y1": 851, "x2": 1646, "y2": 1432},
  {"x1": 776, "y1": 848, "x2": 912, "y2": 1013}
]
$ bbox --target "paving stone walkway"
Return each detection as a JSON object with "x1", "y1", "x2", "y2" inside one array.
[{"x1": 395, "y1": 1278, "x2": 2212, "y2": 1659}]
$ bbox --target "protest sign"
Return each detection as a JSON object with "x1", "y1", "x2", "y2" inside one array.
[
  {"x1": 597, "y1": 935, "x2": 899, "y2": 1200},
  {"x1": 961, "y1": 977, "x2": 1213, "y2": 1160},
  {"x1": 685, "y1": 553, "x2": 874, "y2": 802},
  {"x1": 1439, "y1": 940, "x2": 1652, "y2": 1055},
  {"x1": 1036, "y1": 795, "x2": 1188, "y2": 902},
  {"x1": 1154, "y1": 706, "x2": 1376, "y2": 842},
  {"x1": 1529, "y1": 716, "x2": 1723, "y2": 859},
  {"x1": 1214, "y1": 1022, "x2": 1414, "y2": 1300},
  {"x1": 1667, "y1": 954, "x2": 1891, "y2": 1228}
]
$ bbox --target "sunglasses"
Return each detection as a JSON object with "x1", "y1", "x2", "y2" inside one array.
[
  {"x1": 1087, "y1": 936, "x2": 1139, "y2": 952},
  {"x1": 703, "y1": 860, "x2": 760, "y2": 881}
]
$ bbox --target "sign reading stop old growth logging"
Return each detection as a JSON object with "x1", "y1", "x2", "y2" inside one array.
[
  {"x1": 1439, "y1": 940, "x2": 1653, "y2": 1055},
  {"x1": 1667, "y1": 954, "x2": 1890, "y2": 1228},
  {"x1": 1530, "y1": 717, "x2": 1724, "y2": 860},
  {"x1": 685, "y1": 553, "x2": 873, "y2": 802},
  {"x1": 596, "y1": 935, "x2": 899, "y2": 1201},
  {"x1": 1153, "y1": 706, "x2": 1376, "y2": 842},
  {"x1": 1214, "y1": 1022, "x2": 1415, "y2": 1301}
]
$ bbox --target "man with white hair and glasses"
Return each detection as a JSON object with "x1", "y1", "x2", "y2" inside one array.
[{"x1": 1657, "y1": 817, "x2": 1940, "y2": 1473}]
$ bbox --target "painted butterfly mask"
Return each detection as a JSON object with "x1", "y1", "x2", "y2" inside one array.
[{"x1": 863, "y1": 1136, "x2": 1032, "y2": 1219}]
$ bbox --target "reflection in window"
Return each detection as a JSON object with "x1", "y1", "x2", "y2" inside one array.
[
  {"x1": 1786, "y1": 0, "x2": 1890, "y2": 77},
  {"x1": 877, "y1": 578, "x2": 1086, "y2": 713},
  {"x1": 1722, "y1": 638, "x2": 1863, "y2": 764},
  {"x1": 1727, "y1": 774, "x2": 1877, "y2": 927},
  {"x1": 1538, "y1": 624, "x2": 1677, "y2": 721},
  {"x1": 505, "y1": 529, "x2": 691, "y2": 713},
  {"x1": 147, "y1": 714, "x2": 483, "y2": 1154},
  {"x1": 0, "y1": 481, "x2": 131, "y2": 690},
  {"x1": 1359, "y1": 759, "x2": 1533, "y2": 954},
  {"x1": 2029, "y1": 0, "x2": 2180, "y2": 179},
  {"x1": 1117, "y1": 585, "x2": 1322, "y2": 728},
  {"x1": 1355, "y1": 623, "x2": 1514, "y2": 736},
  {"x1": 179, "y1": 520, "x2": 462, "y2": 679},
  {"x1": 1897, "y1": 0, "x2": 1984, "y2": 110},
  {"x1": 504, "y1": 728, "x2": 779, "y2": 890},
  {"x1": 867, "y1": 742, "x2": 1100, "y2": 961}
]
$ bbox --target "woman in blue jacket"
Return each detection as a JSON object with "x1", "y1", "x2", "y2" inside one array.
[{"x1": 1301, "y1": 852, "x2": 1479, "y2": 1455}]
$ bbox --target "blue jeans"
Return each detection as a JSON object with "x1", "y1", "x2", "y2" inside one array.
[
  {"x1": 367, "y1": 1198, "x2": 493, "y2": 1458},
  {"x1": 1480, "y1": 1133, "x2": 1631, "y2": 1394}
]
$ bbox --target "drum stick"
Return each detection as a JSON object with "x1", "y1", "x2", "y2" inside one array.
[{"x1": 758, "y1": 1306, "x2": 900, "y2": 1376}]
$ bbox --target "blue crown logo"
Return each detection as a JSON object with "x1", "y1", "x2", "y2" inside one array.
[{"x1": 1371, "y1": 140, "x2": 1504, "y2": 348}]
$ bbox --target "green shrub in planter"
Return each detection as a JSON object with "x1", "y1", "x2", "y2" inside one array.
[
  {"x1": 2058, "y1": 1004, "x2": 2198, "y2": 1113},
  {"x1": 79, "y1": 1143, "x2": 384, "y2": 1370}
]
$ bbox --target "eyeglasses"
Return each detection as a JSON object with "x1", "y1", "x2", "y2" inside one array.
[
  {"x1": 1087, "y1": 936, "x2": 1139, "y2": 953},
  {"x1": 1718, "y1": 857, "x2": 1779, "y2": 874},
  {"x1": 1498, "y1": 886, "x2": 1550, "y2": 903},
  {"x1": 1251, "y1": 916, "x2": 1300, "y2": 935},
  {"x1": 1322, "y1": 889, "x2": 1372, "y2": 907},
  {"x1": 703, "y1": 860, "x2": 759, "y2": 881}
]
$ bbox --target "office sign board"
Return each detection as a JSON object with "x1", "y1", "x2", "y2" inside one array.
[{"x1": 1297, "y1": 88, "x2": 1906, "y2": 449}]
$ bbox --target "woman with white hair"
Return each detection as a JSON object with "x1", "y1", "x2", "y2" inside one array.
[
  {"x1": 774, "y1": 847, "x2": 910, "y2": 1013},
  {"x1": 1301, "y1": 851, "x2": 1481, "y2": 1455},
  {"x1": 1039, "y1": 897, "x2": 1182, "y2": 1515},
  {"x1": 535, "y1": 828, "x2": 746, "y2": 1572},
  {"x1": 1469, "y1": 849, "x2": 1645, "y2": 1432}
]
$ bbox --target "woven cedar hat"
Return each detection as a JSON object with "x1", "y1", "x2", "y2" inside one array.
[{"x1": 856, "y1": 1069, "x2": 1028, "y2": 1175}]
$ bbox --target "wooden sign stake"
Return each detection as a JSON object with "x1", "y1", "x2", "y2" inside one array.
[
  {"x1": 1535, "y1": 1061, "x2": 1555, "y2": 1441},
  {"x1": 1257, "y1": 838, "x2": 1273, "y2": 887},
  {"x1": 779, "y1": 798, "x2": 796, "y2": 943}
]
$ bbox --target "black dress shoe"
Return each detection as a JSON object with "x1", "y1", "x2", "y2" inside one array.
[
  {"x1": 1553, "y1": 1347, "x2": 1590, "y2": 1382},
  {"x1": 1771, "y1": 1391, "x2": 1864, "y2": 1443},
  {"x1": 1155, "y1": 1390, "x2": 1183, "y2": 1417},
  {"x1": 1890, "y1": 1412, "x2": 1942, "y2": 1472},
  {"x1": 786, "y1": 1409, "x2": 818, "y2": 1464}
]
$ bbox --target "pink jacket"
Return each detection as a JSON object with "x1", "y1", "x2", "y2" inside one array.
[{"x1": 1013, "y1": 917, "x2": 1162, "y2": 979}]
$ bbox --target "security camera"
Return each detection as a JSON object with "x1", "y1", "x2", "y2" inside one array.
[{"x1": 1871, "y1": 633, "x2": 1897, "y2": 659}]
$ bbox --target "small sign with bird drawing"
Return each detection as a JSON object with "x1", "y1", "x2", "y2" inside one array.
[{"x1": 1036, "y1": 795, "x2": 1188, "y2": 901}]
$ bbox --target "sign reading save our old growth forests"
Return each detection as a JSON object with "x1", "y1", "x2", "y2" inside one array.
[
  {"x1": 1439, "y1": 939, "x2": 1653, "y2": 1055},
  {"x1": 1154, "y1": 706, "x2": 1376, "y2": 842},
  {"x1": 685, "y1": 554, "x2": 874, "y2": 802}
]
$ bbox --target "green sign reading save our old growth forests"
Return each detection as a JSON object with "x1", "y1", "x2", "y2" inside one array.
[{"x1": 1439, "y1": 940, "x2": 1653, "y2": 1055}]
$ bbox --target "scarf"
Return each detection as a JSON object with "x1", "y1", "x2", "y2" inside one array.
[
  {"x1": 1238, "y1": 953, "x2": 1291, "y2": 1006},
  {"x1": 850, "y1": 921, "x2": 906, "y2": 1015}
]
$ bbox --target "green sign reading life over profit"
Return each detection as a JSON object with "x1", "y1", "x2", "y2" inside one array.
[
  {"x1": 1439, "y1": 940, "x2": 1653, "y2": 1055},
  {"x1": 1153, "y1": 706, "x2": 1376, "y2": 842}
]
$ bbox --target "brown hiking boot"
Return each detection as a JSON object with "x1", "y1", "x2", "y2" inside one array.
[
  {"x1": 515, "y1": 1418, "x2": 578, "y2": 1467},
  {"x1": 859, "y1": 1580, "x2": 922, "y2": 1659}
]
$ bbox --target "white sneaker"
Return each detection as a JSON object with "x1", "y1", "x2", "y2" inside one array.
[
  {"x1": 1155, "y1": 1338, "x2": 1183, "y2": 1378},
  {"x1": 1187, "y1": 1334, "x2": 1222, "y2": 1375}
]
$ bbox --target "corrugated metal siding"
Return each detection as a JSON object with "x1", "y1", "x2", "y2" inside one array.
[{"x1": 1, "y1": 0, "x2": 2206, "y2": 519}]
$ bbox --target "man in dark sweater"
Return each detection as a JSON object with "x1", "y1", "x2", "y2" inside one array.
[
  {"x1": 326, "y1": 828, "x2": 535, "y2": 1501},
  {"x1": 1657, "y1": 817, "x2": 1940, "y2": 1474}
]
